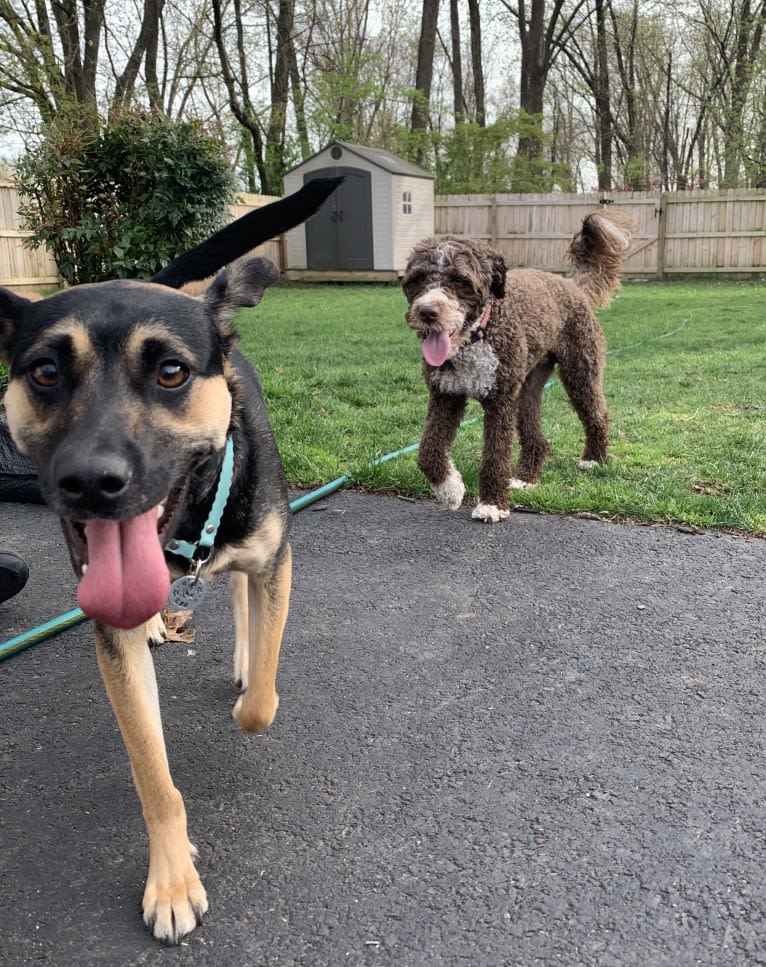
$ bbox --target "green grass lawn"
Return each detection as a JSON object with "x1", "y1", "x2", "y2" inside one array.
[{"x1": 236, "y1": 277, "x2": 765, "y2": 535}]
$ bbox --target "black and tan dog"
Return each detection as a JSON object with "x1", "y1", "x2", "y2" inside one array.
[{"x1": 0, "y1": 178, "x2": 340, "y2": 942}]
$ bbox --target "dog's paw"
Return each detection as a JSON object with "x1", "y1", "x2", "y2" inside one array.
[
  {"x1": 431, "y1": 461, "x2": 465, "y2": 510},
  {"x1": 472, "y1": 503, "x2": 511, "y2": 523},
  {"x1": 233, "y1": 690, "x2": 279, "y2": 733},
  {"x1": 145, "y1": 613, "x2": 167, "y2": 647},
  {"x1": 143, "y1": 843, "x2": 208, "y2": 944},
  {"x1": 509, "y1": 477, "x2": 536, "y2": 490},
  {"x1": 578, "y1": 459, "x2": 599, "y2": 471}
]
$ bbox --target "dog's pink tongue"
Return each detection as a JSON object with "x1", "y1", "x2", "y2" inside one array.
[
  {"x1": 77, "y1": 508, "x2": 170, "y2": 629},
  {"x1": 423, "y1": 330, "x2": 451, "y2": 367}
]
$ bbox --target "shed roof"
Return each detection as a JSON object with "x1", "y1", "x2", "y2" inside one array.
[{"x1": 286, "y1": 141, "x2": 434, "y2": 180}]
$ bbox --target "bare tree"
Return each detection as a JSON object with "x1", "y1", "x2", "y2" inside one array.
[
  {"x1": 155, "y1": 1, "x2": 221, "y2": 120},
  {"x1": 449, "y1": 0, "x2": 465, "y2": 120},
  {"x1": 0, "y1": 0, "x2": 106, "y2": 129},
  {"x1": 467, "y1": 0, "x2": 485, "y2": 126},
  {"x1": 754, "y1": 98, "x2": 766, "y2": 186},
  {"x1": 266, "y1": 0, "x2": 294, "y2": 187},
  {"x1": 498, "y1": 0, "x2": 590, "y2": 162},
  {"x1": 297, "y1": 0, "x2": 415, "y2": 148},
  {"x1": 210, "y1": 0, "x2": 273, "y2": 192},
  {"x1": 698, "y1": 0, "x2": 766, "y2": 187},
  {"x1": 1, "y1": 0, "x2": 765, "y2": 192},
  {"x1": 0, "y1": 0, "x2": 200, "y2": 136},
  {"x1": 411, "y1": 0, "x2": 440, "y2": 163},
  {"x1": 555, "y1": 0, "x2": 614, "y2": 188},
  {"x1": 112, "y1": 0, "x2": 166, "y2": 110}
]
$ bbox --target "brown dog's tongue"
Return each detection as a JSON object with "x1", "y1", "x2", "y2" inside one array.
[
  {"x1": 422, "y1": 330, "x2": 451, "y2": 367},
  {"x1": 77, "y1": 508, "x2": 170, "y2": 629}
]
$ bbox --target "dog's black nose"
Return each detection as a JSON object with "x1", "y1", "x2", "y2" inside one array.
[
  {"x1": 418, "y1": 304, "x2": 439, "y2": 325},
  {"x1": 57, "y1": 453, "x2": 132, "y2": 505}
]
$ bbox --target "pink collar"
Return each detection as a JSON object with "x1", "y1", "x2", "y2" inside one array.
[{"x1": 470, "y1": 301, "x2": 493, "y2": 343}]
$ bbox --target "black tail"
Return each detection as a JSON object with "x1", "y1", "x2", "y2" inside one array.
[{"x1": 151, "y1": 176, "x2": 343, "y2": 289}]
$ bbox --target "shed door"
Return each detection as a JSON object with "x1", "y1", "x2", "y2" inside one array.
[{"x1": 304, "y1": 167, "x2": 373, "y2": 270}]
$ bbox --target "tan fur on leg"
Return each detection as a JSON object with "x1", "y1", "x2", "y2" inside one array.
[
  {"x1": 94, "y1": 624, "x2": 208, "y2": 944},
  {"x1": 233, "y1": 546, "x2": 291, "y2": 733},
  {"x1": 229, "y1": 571, "x2": 249, "y2": 690}
]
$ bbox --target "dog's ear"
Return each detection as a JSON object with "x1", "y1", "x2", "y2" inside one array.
[
  {"x1": 490, "y1": 252, "x2": 507, "y2": 300},
  {"x1": 0, "y1": 287, "x2": 31, "y2": 366},
  {"x1": 204, "y1": 257, "x2": 281, "y2": 350}
]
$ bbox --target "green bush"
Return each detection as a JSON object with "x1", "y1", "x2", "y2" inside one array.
[
  {"x1": 14, "y1": 109, "x2": 236, "y2": 285},
  {"x1": 432, "y1": 113, "x2": 575, "y2": 195}
]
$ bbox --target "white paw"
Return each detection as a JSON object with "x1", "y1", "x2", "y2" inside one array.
[
  {"x1": 472, "y1": 502, "x2": 511, "y2": 523},
  {"x1": 143, "y1": 842, "x2": 208, "y2": 943},
  {"x1": 432, "y1": 461, "x2": 465, "y2": 510},
  {"x1": 578, "y1": 459, "x2": 599, "y2": 471},
  {"x1": 145, "y1": 613, "x2": 167, "y2": 647},
  {"x1": 509, "y1": 477, "x2": 536, "y2": 490}
]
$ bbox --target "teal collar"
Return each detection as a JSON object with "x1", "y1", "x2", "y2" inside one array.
[{"x1": 165, "y1": 435, "x2": 235, "y2": 562}]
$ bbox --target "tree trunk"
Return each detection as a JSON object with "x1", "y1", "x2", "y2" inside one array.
[
  {"x1": 753, "y1": 108, "x2": 766, "y2": 188},
  {"x1": 46, "y1": 0, "x2": 104, "y2": 128},
  {"x1": 721, "y1": 0, "x2": 765, "y2": 187},
  {"x1": 609, "y1": 0, "x2": 644, "y2": 189},
  {"x1": 467, "y1": 0, "x2": 485, "y2": 126},
  {"x1": 411, "y1": 0, "x2": 440, "y2": 164},
  {"x1": 288, "y1": 29, "x2": 311, "y2": 161},
  {"x1": 449, "y1": 0, "x2": 464, "y2": 121},
  {"x1": 210, "y1": 0, "x2": 269, "y2": 192},
  {"x1": 594, "y1": 0, "x2": 613, "y2": 189},
  {"x1": 113, "y1": 0, "x2": 166, "y2": 110},
  {"x1": 266, "y1": 0, "x2": 294, "y2": 191},
  {"x1": 516, "y1": 0, "x2": 548, "y2": 160}
]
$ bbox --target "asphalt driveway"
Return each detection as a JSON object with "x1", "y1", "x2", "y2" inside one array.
[{"x1": 1, "y1": 493, "x2": 765, "y2": 966}]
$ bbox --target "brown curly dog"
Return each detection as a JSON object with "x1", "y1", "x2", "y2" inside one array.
[{"x1": 402, "y1": 211, "x2": 633, "y2": 522}]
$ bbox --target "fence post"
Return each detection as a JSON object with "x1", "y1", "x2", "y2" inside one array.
[
  {"x1": 490, "y1": 195, "x2": 498, "y2": 248},
  {"x1": 655, "y1": 192, "x2": 668, "y2": 279}
]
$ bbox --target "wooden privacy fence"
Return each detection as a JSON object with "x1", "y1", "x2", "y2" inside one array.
[
  {"x1": 2, "y1": 180, "x2": 764, "y2": 290},
  {"x1": 434, "y1": 189, "x2": 766, "y2": 277},
  {"x1": 0, "y1": 179, "x2": 60, "y2": 292},
  {"x1": 0, "y1": 179, "x2": 280, "y2": 294}
]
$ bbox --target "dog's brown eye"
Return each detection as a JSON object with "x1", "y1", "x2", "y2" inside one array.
[
  {"x1": 157, "y1": 361, "x2": 190, "y2": 389},
  {"x1": 29, "y1": 359, "x2": 59, "y2": 388}
]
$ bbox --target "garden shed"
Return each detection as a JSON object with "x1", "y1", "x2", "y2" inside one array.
[{"x1": 282, "y1": 141, "x2": 434, "y2": 279}]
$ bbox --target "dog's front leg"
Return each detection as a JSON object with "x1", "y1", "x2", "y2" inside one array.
[
  {"x1": 233, "y1": 546, "x2": 291, "y2": 733},
  {"x1": 418, "y1": 390, "x2": 467, "y2": 510},
  {"x1": 94, "y1": 624, "x2": 207, "y2": 943},
  {"x1": 472, "y1": 396, "x2": 517, "y2": 523}
]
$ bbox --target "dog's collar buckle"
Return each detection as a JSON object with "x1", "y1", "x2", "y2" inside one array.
[
  {"x1": 470, "y1": 301, "x2": 492, "y2": 343},
  {"x1": 165, "y1": 435, "x2": 235, "y2": 563}
]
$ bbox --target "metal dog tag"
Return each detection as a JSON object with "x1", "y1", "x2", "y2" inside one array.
[{"x1": 167, "y1": 574, "x2": 208, "y2": 612}]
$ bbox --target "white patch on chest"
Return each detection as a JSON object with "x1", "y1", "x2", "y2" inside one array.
[{"x1": 428, "y1": 340, "x2": 499, "y2": 399}]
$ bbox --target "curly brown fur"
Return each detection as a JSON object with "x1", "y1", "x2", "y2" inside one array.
[
  {"x1": 567, "y1": 209, "x2": 635, "y2": 308},
  {"x1": 401, "y1": 210, "x2": 633, "y2": 522}
]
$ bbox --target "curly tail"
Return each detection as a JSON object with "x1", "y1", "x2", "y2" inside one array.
[{"x1": 566, "y1": 209, "x2": 634, "y2": 309}]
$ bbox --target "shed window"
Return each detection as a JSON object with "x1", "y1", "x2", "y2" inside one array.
[{"x1": 402, "y1": 191, "x2": 412, "y2": 215}]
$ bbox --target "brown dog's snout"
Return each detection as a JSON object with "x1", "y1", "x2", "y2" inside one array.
[{"x1": 417, "y1": 303, "x2": 440, "y2": 326}]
